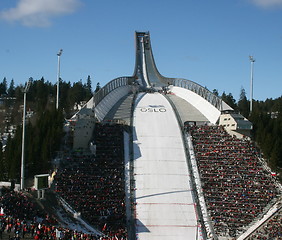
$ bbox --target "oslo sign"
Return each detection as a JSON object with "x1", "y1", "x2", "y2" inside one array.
[{"x1": 140, "y1": 106, "x2": 166, "y2": 113}]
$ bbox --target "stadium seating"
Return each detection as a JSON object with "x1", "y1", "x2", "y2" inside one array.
[
  {"x1": 189, "y1": 125, "x2": 281, "y2": 238},
  {"x1": 54, "y1": 123, "x2": 127, "y2": 239},
  {"x1": 1, "y1": 124, "x2": 281, "y2": 240},
  {"x1": 246, "y1": 208, "x2": 282, "y2": 239}
]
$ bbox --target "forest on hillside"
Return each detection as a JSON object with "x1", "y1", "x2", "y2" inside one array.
[
  {"x1": 0, "y1": 77, "x2": 281, "y2": 183},
  {"x1": 0, "y1": 76, "x2": 100, "y2": 182}
]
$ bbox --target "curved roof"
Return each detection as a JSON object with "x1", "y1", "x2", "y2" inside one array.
[{"x1": 85, "y1": 31, "x2": 233, "y2": 125}]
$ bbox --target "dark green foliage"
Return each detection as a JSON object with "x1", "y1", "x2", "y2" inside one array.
[
  {"x1": 221, "y1": 92, "x2": 237, "y2": 111},
  {"x1": 95, "y1": 82, "x2": 101, "y2": 93},
  {"x1": 1, "y1": 77, "x2": 281, "y2": 184},
  {"x1": 2, "y1": 109, "x2": 64, "y2": 182},
  {"x1": 3, "y1": 127, "x2": 22, "y2": 180},
  {"x1": 213, "y1": 89, "x2": 219, "y2": 96},
  {"x1": 249, "y1": 97, "x2": 282, "y2": 171},
  {"x1": 0, "y1": 77, "x2": 7, "y2": 95},
  {"x1": 7, "y1": 79, "x2": 15, "y2": 97},
  {"x1": 85, "y1": 75, "x2": 92, "y2": 99},
  {"x1": 68, "y1": 81, "x2": 86, "y2": 107},
  {"x1": 25, "y1": 109, "x2": 64, "y2": 176},
  {"x1": 0, "y1": 76, "x2": 93, "y2": 183},
  {"x1": 58, "y1": 80, "x2": 71, "y2": 112},
  {"x1": 238, "y1": 87, "x2": 249, "y2": 118}
]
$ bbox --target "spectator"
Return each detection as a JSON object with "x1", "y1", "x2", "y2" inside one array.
[
  {"x1": 189, "y1": 125, "x2": 281, "y2": 238},
  {"x1": 54, "y1": 123, "x2": 127, "y2": 239}
]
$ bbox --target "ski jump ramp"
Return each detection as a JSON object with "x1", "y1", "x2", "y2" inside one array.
[
  {"x1": 81, "y1": 31, "x2": 233, "y2": 239},
  {"x1": 133, "y1": 92, "x2": 199, "y2": 240}
]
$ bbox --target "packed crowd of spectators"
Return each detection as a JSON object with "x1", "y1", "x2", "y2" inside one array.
[
  {"x1": 189, "y1": 125, "x2": 281, "y2": 238},
  {"x1": 0, "y1": 188, "x2": 127, "y2": 240},
  {"x1": 54, "y1": 123, "x2": 127, "y2": 240},
  {"x1": 0, "y1": 190, "x2": 58, "y2": 239},
  {"x1": 0, "y1": 189, "x2": 42, "y2": 221},
  {"x1": 246, "y1": 206, "x2": 282, "y2": 240}
]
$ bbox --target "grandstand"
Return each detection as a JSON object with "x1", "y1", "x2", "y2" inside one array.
[
  {"x1": 1, "y1": 31, "x2": 281, "y2": 240},
  {"x1": 66, "y1": 31, "x2": 282, "y2": 239}
]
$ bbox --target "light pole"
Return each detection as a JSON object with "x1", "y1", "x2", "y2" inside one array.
[
  {"x1": 56, "y1": 49, "x2": 63, "y2": 110},
  {"x1": 249, "y1": 55, "x2": 255, "y2": 113},
  {"x1": 20, "y1": 79, "x2": 31, "y2": 191}
]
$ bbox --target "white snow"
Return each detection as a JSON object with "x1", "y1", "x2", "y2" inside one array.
[{"x1": 133, "y1": 92, "x2": 198, "y2": 240}]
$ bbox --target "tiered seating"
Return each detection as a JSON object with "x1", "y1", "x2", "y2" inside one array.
[
  {"x1": 189, "y1": 125, "x2": 280, "y2": 238},
  {"x1": 247, "y1": 207, "x2": 282, "y2": 239},
  {"x1": 55, "y1": 123, "x2": 127, "y2": 239},
  {"x1": 0, "y1": 190, "x2": 65, "y2": 240}
]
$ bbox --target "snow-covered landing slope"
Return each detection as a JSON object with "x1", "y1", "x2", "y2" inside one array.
[{"x1": 133, "y1": 92, "x2": 198, "y2": 240}]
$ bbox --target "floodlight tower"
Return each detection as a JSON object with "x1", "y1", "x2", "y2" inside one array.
[
  {"x1": 56, "y1": 49, "x2": 63, "y2": 110},
  {"x1": 20, "y1": 79, "x2": 31, "y2": 190},
  {"x1": 249, "y1": 55, "x2": 255, "y2": 113}
]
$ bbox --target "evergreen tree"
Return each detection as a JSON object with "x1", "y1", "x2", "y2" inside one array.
[
  {"x1": 59, "y1": 80, "x2": 71, "y2": 114},
  {"x1": 68, "y1": 81, "x2": 86, "y2": 107},
  {"x1": 238, "y1": 87, "x2": 249, "y2": 117},
  {"x1": 221, "y1": 92, "x2": 237, "y2": 110},
  {"x1": 95, "y1": 82, "x2": 101, "y2": 93},
  {"x1": 33, "y1": 77, "x2": 50, "y2": 111},
  {"x1": 0, "y1": 77, "x2": 7, "y2": 95},
  {"x1": 270, "y1": 139, "x2": 282, "y2": 169},
  {"x1": 213, "y1": 89, "x2": 219, "y2": 96},
  {"x1": 7, "y1": 79, "x2": 15, "y2": 97},
  {"x1": 14, "y1": 85, "x2": 24, "y2": 101},
  {"x1": 25, "y1": 77, "x2": 34, "y2": 101},
  {"x1": 2, "y1": 77, "x2": 280, "y2": 183},
  {"x1": 85, "y1": 75, "x2": 92, "y2": 98},
  {"x1": 3, "y1": 127, "x2": 22, "y2": 181}
]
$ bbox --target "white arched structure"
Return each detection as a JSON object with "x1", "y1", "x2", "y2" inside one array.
[
  {"x1": 169, "y1": 86, "x2": 221, "y2": 124},
  {"x1": 94, "y1": 85, "x2": 132, "y2": 121}
]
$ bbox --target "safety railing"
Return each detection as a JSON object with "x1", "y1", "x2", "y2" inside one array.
[
  {"x1": 161, "y1": 77, "x2": 223, "y2": 111},
  {"x1": 93, "y1": 76, "x2": 134, "y2": 107}
]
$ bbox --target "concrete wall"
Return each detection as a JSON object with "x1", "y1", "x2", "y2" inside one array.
[{"x1": 73, "y1": 109, "x2": 96, "y2": 150}]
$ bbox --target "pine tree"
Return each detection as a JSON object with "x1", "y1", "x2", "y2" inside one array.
[
  {"x1": 270, "y1": 139, "x2": 282, "y2": 169},
  {"x1": 68, "y1": 81, "x2": 86, "y2": 107},
  {"x1": 86, "y1": 75, "x2": 92, "y2": 98},
  {"x1": 213, "y1": 89, "x2": 219, "y2": 96},
  {"x1": 0, "y1": 77, "x2": 7, "y2": 95},
  {"x1": 238, "y1": 87, "x2": 249, "y2": 117},
  {"x1": 4, "y1": 126, "x2": 22, "y2": 181},
  {"x1": 95, "y1": 82, "x2": 101, "y2": 93},
  {"x1": 58, "y1": 80, "x2": 71, "y2": 113},
  {"x1": 221, "y1": 92, "x2": 237, "y2": 110},
  {"x1": 7, "y1": 79, "x2": 15, "y2": 97}
]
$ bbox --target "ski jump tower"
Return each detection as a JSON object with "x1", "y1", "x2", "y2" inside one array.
[{"x1": 73, "y1": 32, "x2": 253, "y2": 240}]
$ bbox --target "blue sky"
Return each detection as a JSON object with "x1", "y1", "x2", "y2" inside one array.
[{"x1": 0, "y1": 0, "x2": 281, "y2": 101}]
